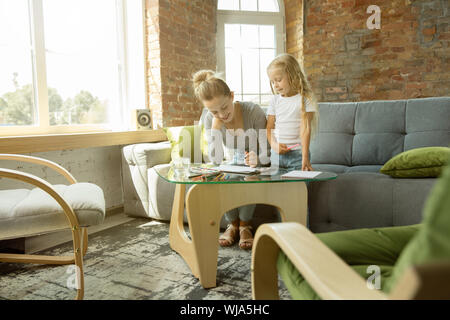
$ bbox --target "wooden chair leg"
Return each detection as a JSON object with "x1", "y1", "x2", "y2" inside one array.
[
  {"x1": 71, "y1": 228, "x2": 84, "y2": 300},
  {"x1": 0, "y1": 228, "x2": 87, "y2": 300},
  {"x1": 81, "y1": 228, "x2": 88, "y2": 256}
]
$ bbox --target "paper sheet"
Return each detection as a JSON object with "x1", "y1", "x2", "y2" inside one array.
[{"x1": 281, "y1": 170, "x2": 322, "y2": 179}]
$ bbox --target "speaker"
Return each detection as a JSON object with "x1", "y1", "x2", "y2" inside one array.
[{"x1": 132, "y1": 109, "x2": 152, "y2": 130}]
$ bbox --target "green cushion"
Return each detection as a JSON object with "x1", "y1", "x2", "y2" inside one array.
[
  {"x1": 385, "y1": 160, "x2": 450, "y2": 292},
  {"x1": 277, "y1": 251, "x2": 395, "y2": 300},
  {"x1": 277, "y1": 224, "x2": 421, "y2": 300},
  {"x1": 163, "y1": 125, "x2": 208, "y2": 163},
  {"x1": 380, "y1": 147, "x2": 450, "y2": 178},
  {"x1": 201, "y1": 126, "x2": 209, "y2": 163}
]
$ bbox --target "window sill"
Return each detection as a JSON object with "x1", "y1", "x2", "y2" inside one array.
[{"x1": 0, "y1": 130, "x2": 168, "y2": 154}]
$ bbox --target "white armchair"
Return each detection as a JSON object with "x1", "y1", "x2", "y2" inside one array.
[{"x1": 0, "y1": 154, "x2": 106, "y2": 300}]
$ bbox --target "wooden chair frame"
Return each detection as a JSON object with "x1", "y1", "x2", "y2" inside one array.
[
  {"x1": 252, "y1": 222, "x2": 450, "y2": 300},
  {"x1": 0, "y1": 154, "x2": 89, "y2": 300}
]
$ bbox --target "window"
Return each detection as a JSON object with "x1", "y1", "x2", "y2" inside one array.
[
  {"x1": 0, "y1": 0, "x2": 145, "y2": 136},
  {"x1": 217, "y1": 0, "x2": 285, "y2": 106}
]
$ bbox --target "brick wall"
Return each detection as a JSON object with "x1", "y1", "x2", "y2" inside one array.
[
  {"x1": 145, "y1": 0, "x2": 216, "y2": 127},
  {"x1": 285, "y1": 0, "x2": 304, "y2": 61},
  {"x1": 286, "y1": 0, "x2": 449, "y2": 102}
]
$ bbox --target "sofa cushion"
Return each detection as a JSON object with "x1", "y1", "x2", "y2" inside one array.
[
  {"x1": 352, "y1": 133, "x2": 405, "y2": 165},
  {"x1": 385, "y1": 161, "x2": 450, "y2": 292},
  {"x1": 308, "y1": 172, "x2": 435, "y2": 233},
  {"x1": 404, "y1": 97, "x2": 450, "y2": 151},
  {"x1": 310, "y1": 102, "x2": 356, "y2": 165},
  {"x1": 380, "y1": 147, "x2": 450, "y2": 178},
  {"x1": 310, "y1": 164, "x2": 348, "y2": 174},
  {"x1": 352, "y1": 100, "x2": 406, "y2": 165},
  {"x1": 344, "y1": 165, "x2": 382, "y2": 173}
]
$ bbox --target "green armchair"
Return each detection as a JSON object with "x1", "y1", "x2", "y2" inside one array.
[{"x1": 252, "y1": 161, "x2": 450, "y2": 300}]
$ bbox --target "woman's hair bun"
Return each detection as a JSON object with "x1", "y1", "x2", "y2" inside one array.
[
  {"x1": 192, "y1": 70, "x2": 215, "y2": 89},
  {"x1": 192, "y1": 69, "x2": 231, "y2": 101}
]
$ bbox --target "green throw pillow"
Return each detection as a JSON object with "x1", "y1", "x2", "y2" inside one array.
[
  {"x1": 385, "y1": 160, "x2": 450, "y2": 293},
  {"x1": 380, "y1": 147, "x2": 450, "y2": 178},
  {"x1": 163, "y1": 125, "x2": 208, "y2": 163}
]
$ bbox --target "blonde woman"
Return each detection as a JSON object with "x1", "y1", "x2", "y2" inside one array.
[
  {"x1": 192, "y1": 70, "x2": 269, "y2": 250},
  {"x1": 266, "y1": 53, "x2": 319, "y2": 171}
]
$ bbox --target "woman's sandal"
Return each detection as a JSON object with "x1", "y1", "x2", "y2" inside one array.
[
  {"x1": 219, "y1": 224, "x2": 239, "y2": 247},
  {"x1": 239, "y1": 225, "x2": 254, "y2": 250}
]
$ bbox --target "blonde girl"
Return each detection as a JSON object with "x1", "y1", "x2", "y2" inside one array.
[{"x1": 266, "y1": 53, "x2": 319, "y2": 171}]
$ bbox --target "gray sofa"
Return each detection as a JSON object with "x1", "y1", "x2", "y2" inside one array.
[{"x1": 121, "y1": 97, "x2": 450, "y2": 232}]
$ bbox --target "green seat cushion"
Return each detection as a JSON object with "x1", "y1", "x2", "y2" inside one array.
[
  {"x1": 380, "y1": 147, "x2": 450, "y2": 178},
  {"x1": 277, "y1": 251, "x2": 394, "y2": 300},
  {"x1": 277, "y1": 224, "x2": 420, "y2": 299},
  {"x1": 385, "y1": 160, "x2": 450, "y2": 292},
  {"x1": 163, "y1": 125, "x2": 208, "y2": 163}
]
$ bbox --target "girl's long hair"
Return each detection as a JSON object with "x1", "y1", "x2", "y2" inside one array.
[{"x1": 267, "y1": 53, "x2": 319, "y2": 139}]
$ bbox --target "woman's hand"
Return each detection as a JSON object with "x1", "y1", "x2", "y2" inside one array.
[
  {"x1": 244, "y1": 151, "x2": 258, "y2": 168},
  {"x1": 302, "y1": 157, "x2": 313, "y2": 171}
]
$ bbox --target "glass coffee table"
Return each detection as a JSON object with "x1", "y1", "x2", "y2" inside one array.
[{"x1": 154, "y1": 164, "x2": 337, "y2": 289}]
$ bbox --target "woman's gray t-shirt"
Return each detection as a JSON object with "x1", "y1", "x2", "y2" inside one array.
[{"x1": 203, "y1": 101, "x2": 270, "y2": 165}]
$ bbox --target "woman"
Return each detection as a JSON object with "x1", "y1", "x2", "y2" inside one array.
[{"x1": 192, "y1": 70, "x2": 269, "y2": 250}]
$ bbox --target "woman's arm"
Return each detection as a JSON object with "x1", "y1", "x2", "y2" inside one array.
[
  {"x1": 244, "y1": 107, "x2": 270, "y2": 167},
  {"x1": 211, "y1": 117, "x2": 222, "y2": 130},
  {"x1": 205, "y1": 114, "x2": 225, "y2": 164},
  {"x1": 300, "y1": 112, "x2": 314, "y2": 171}
]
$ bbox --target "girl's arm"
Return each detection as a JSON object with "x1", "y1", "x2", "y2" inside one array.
[
  {"x1": 300, "y1": 112, "x2": 314, "y2": 171},
  {"x1": 267, "y1": 115, "x2": 288, "y2": 155}
]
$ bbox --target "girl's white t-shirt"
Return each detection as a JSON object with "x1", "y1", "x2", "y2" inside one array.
[{"x1": 267, "y1": 94, "x2": 316, "y2": 148}]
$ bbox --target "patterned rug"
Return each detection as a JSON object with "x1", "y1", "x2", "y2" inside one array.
[{"x1": 0, "y1": 218, "x2": 291, "y2": 300}]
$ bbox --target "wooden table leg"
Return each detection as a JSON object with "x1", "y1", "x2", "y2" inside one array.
[
  {"x1": 168, "y1": 184, "x2": 199, "y2": 278},
  {"x1": 184, "y1": 181, "x2": 308, "y2": 289}
]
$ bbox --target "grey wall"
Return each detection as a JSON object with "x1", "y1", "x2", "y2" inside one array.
[{"x1": 0, "y1": 146, "x2": 123, "y2": 209}]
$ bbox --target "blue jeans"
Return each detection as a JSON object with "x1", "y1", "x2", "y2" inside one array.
[
  {"x1": 270, "y1": 148, "x2": 311, "y2": 228},
  {"x1": 224, "y1": 204, "x2": 256, "y2": 223},
  {"x1": 270, "y1": 149, "x2": 311, "y2": 171}
]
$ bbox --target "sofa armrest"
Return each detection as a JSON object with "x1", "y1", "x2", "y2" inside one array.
[
  {"x1": 121, "y1": 142, "x2": 172, "y2": 218},
  {"x1": 251, "y1": 222, "x2": 387, "y2": 300},
  {"x1": 122, "y1": 142, "x2": 172, "y2": 168}
]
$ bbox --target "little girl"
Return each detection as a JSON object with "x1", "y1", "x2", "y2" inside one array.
[{"x1": 266, "y1": 53, "x2": 319, "y2": 171}]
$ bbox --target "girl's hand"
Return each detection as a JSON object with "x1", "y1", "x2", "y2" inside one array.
[
  {"x1": 302, "y1": 158, "x2": 313, "y2": 171},
  {"x1": 244, "y1": 151, "x2": 258, "y2": 168},
  {"x1": 273, "y1": 142, "x2": 289, "y2": 155}
]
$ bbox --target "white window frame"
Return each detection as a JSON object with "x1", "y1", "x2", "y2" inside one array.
[
  {"x1": 0, "y1": 0, "x2": 146, "y2": 137},
  {"x1": 216, "y1": 0, "x2": 285, "y2": 105}
]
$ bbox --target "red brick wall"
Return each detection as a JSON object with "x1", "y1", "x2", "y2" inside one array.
[
  {"x1": 286, "y1": 0, "x2": 449, "y2": 102},
  {"x1": 285, "y1": 0, "x2": 303, "y2": 61},
  {"x1": 145, "y1": 0, "x2": 216, "y2": 127}
]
